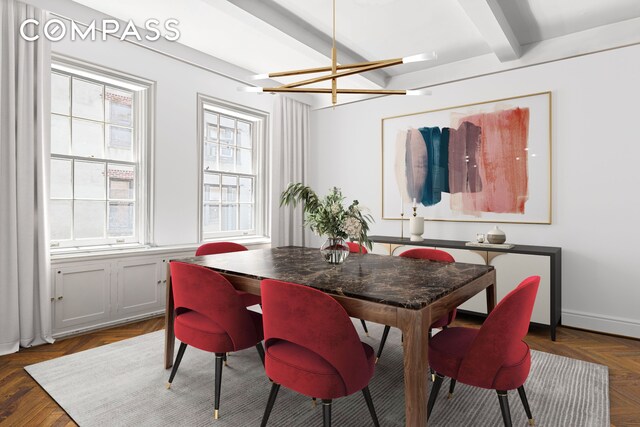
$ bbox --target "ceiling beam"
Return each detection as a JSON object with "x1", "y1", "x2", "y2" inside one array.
[
  {"x1": 225, "y1": 0, "x2": 390, "y2": 88},
  {"x1": 456, "y1": 0, "x2": 521, "y2": 62}
]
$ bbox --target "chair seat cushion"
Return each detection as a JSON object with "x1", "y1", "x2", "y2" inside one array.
[
  {"x1": 430, "y1": 308, "x2": 457, "y2": 329},
  {"x1": 265, "y1": 339, "x2": 375, "y2": 399},
  {"x1": 238, "y1": 291, "x2": 262, "y2": 307},
  {"x1": 175, "y1": 310, "x2": 263, "y2": 353},
  {"x1": 429, "y1": 326, "x2": 531, "y2": 390}
]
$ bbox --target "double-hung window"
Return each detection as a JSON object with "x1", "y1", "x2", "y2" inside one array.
[
  {"x1": 49, "y1": 59, "x2": 153, "y2": 249},
  {"x1": 199, "y1": 95, "x2": 268, "y2": 241}
]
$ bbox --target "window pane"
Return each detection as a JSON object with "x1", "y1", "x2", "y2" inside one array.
[
  {"x1": 72, "y1": 119, "x2": 104, "y2": 158},
  {"x1": 51, "y1": 73, "x2": 70, "y2": 115},
  {"x1": 204, "y1": 142, "x2": 218, "y2": 171},
  {"x1": 204, "y1": 173, "x2": 220, "y2": 202},
  {"x1": 237, "y1": 148, "x2": 252, "y2": 174},
  {"x1": 108, "y1": 164, "x2": 135, "y2": 200},
  {"x1": 50, "y1": 158, "x2": 73, "y2": 199},
  {"x1": 221, "y1": 204, "x2": 237, "y2": 231},
  {"x1": 74, "y1": 161, "x2": 105, "y2": 200},
  {"x1": 74, "y1": 200, "x2": 105, "y2": 238},
  {"x1": 203, "y1": 204, "x2": 220, "y2": 232},
  {"x1": 106, "y1": 125, "x2": 133, "y2": 161},
  {"x1": 72, "y1": 78, "x2": 103, "y2": 121},
  {"x1": 237, "y1": 121, "x2": 251, "y2": 148},
  {"x1": 239, "y1": 177, "x2": 253, "y2": 203},
  {"x1": 204, "y1": 112, "x2": 218, "y2": 142},
  {"x1": 105, "y1": 87, "x2": 133, "y2": 126},
  {"x1": 50, "y1": 200, "x2": 72, "y2": 240},
  {"x1": 219, "y1": 116, "x2": 235, "y2": 145},
  {"x1": 239, "y1": 204, "x2": 253, "y2": 230},
  {"x1": 219, "y1": 145, "x2": 235, "y2": 172},
  {"x1": 51, "y1": 115, "x2": 71, "y2": 155},
  {"x1": 221, "y1": 175, "x2": 237, "y2": 202},
  {"x1": 108, "y1": 202, "x2": 134, "y2": 237}
]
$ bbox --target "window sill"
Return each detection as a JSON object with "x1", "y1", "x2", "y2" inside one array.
[{"x1": 50, "y1": 237, "x2": 272, "y2": 262}]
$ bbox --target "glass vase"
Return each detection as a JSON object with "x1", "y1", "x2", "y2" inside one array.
[{"x1": 320, "y1": 237, "x2": 350, "y2": 264}]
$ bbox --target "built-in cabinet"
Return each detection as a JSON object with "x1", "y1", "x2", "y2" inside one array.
[
  {"x1": 370, "y1": 236, "x2": 561, "y2": 340},
  {"x1": 51, "y1": 249, "x2": 192, "y2": 337}
]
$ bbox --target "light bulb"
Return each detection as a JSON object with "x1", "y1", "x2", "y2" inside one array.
[{"x1": 402, "y1": 51, "x2": 437, "y2": 64}]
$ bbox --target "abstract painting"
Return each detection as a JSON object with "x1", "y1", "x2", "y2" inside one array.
[{"x1": 382, "y1": 92, "x2": 551, "y2": 223}]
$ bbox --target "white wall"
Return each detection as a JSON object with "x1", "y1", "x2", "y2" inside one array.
[
  {"x1": 310, "y1": 44, "x2": 640, "y2": 338},
  {"x1": 39, "y1": 3, "x2": 278, "y2": 248}
]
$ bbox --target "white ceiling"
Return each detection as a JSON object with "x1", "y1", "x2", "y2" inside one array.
[{"x1": 70, "y1": 0, "x2": 640, "y2": 107}]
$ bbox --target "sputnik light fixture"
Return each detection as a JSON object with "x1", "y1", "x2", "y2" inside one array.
[{"x1": 242, "y1": 0, "x2": 436, "y2": 105}]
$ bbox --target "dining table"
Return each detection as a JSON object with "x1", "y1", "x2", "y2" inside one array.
[{"x1": 164, "y1": 246, "x2": 496, "y2": 426}]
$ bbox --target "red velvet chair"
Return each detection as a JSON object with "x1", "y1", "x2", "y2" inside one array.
[
  {"x1": 195, "y1": 242, "x2": 261, "y2": 307},
  {"x1": 376, "y1": 248, "x2": 457, "y2": 362},
  {"x1": 166, "y1": 261, "x2": 265, "y2": 420},
  {"x1": 259, "y1": 279, "x2": 379, "y2": 427},
  {"x1": 347, "y1": 242, "x2": 371, "y2": 336},
  {"x1": 427, "y1": 276, "x2": 541, "y2": 426}
]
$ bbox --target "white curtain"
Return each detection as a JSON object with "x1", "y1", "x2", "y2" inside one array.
[
  {"x1": 271, "y1": 96, "x2": 310, "y2": 247},
  {"x1": 0, "y1": 0, "x2": 53, "y2": 355}
]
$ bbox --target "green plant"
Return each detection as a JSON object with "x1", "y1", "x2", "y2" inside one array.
[{"x1": 280, "y1": 183, "x2": 374, "y2": 250}]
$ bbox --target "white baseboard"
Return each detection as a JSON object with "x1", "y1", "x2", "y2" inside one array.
[
  {"x1": 52, "y1": 310, "x2": 164, "y2": 340},
  {"x1": 562, "y1": 309, "x2": 640, "y2": 339}
]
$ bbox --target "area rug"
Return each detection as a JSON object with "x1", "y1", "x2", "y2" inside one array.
[{"x1": 25, "y1": 322, "x2": 609, "y2": 426}]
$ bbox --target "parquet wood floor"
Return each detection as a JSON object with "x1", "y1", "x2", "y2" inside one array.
[{"x1": 1, "y1": 315, "x2": 638, "y2": 426}]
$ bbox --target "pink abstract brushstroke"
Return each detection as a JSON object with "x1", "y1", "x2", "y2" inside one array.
[
  {"x1": 449, "y1": 122, "x2": 482, "y2": 194},
  {"x1": 453, "y1": 108, "x2": 529, "y2": 214}
]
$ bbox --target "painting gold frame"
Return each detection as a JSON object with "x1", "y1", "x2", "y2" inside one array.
[{"x1": 381, "y1": 91, "x2": 552, "y2": 224}]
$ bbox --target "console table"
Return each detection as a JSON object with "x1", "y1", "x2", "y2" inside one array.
[{"x1": 369, "y1": 235, "x2": 562, "y2": 340}]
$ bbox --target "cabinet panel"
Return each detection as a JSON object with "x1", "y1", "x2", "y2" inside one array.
[
  {"x1": 115, "y1": 258, "x2": 163, "y2": 317},
  {"x1": 54, "y1": 263, "x2": 110, "y2": 331},
  {"x1": 489, "y1": 252, "x2": 551, "y2": 324}
]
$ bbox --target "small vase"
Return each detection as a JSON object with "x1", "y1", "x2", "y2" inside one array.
[
  {"x1": 486, "y1": 226, "x2": 506, "y2": 244},
  {"x1": 320, "y1": 237, "x2": 350, "y2": 264},
  {"x1": 409, "y1": 216, "x2": 425, "y2": 242}
]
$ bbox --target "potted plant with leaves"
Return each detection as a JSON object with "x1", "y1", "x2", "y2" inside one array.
[{"x1": 280, "y1": 183, "x2": 374, "y2": 264}]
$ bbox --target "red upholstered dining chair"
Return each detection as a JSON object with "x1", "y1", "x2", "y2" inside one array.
[
  {"x1": 166, "y1": 262, "x2": 265, "y2": 420},
  {"x1": 259, "y1": 279, "x2": 380, "y2": 427},
  {"x1": 195, "y1": 242, "x2": 261, "y2": 308},
  {"x1": 346, "y1": 242, "x2": 371, "y2": 336},
  {"x1": 427, "y1": 276, "x2": 540, "y2": 426},
  {"x1": 375, "y1": 248, "x2": 457, "y2": 362}
]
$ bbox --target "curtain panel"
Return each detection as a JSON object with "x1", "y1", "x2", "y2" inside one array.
[
  {"x1": 0, "y1": 0, "x2": 53, "y2": 354},
  {"x1": 271, "y1": 96, "x2": 310, "y2": 247}
]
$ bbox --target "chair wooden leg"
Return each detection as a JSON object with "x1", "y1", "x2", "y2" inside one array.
[
  {"x1": 361, "y1": 386, "x2": 380, "y2": 427},
  {"x1": 214, "y1": 353, "x2": 224, "y2": 419},
  {"x1": 360, "y1": 319, "x2": 369, "y2": 336},
  {"x1": 256, "y1": 342, "x2": 265, "y2": 366},
  {"x1": 496, "y1": 390, "x2": 513, "y2": 427},
  {"x1": 166, "y1": 342, "x2": 187, "y2": 389},
  {"x1": 260, "y1": 382, "x2": 280, "y2": 427},
  {"x1": 427, "y1": 373, "x2": 444, "y2": 420},
  {"x1": 375, "y1": 326, "x2": 391, "y2": 363},
  {"x1": 517, "y1": 385, "x2": 534, "y2": 425},
  {"x1": 322, "y1": 399, "x2": 332, "y2": 427},
  {"x1": 448, "y1": 378, "x2": 456, "y2": 399}
]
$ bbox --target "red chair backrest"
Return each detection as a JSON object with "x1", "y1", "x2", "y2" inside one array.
[
  {"x1": 261, "y1": 279, "x2": 369, "y2": 395},
  {"x1": 346, "y1": 242, "x2": 368, "y2": 254},
  {"x1": 457, "y1": 276, "x2": 540, "y2": 387},
  {"x1": 170, "y1": 261, "x2": 259, "y2": 350},
  {"x1": 399, "y1": 248, "x2": 454, "y2": 263},
  {"x1": 195, "y1": 242, "x2": 248, "y2": 256}
]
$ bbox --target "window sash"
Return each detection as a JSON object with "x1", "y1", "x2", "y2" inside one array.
[{"x1": 50, "y1": 62, "x2": 150, "y2": 249}]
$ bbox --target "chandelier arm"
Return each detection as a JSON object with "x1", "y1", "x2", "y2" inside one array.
[
  {"x1": 263, "y1": 60, "x2": 392, "y2": 79},
  {"x1": 262, "y1": 87, "x2": 408, "y2": 95},
  {"x1": 281, "y1": 58, "x2": 402, "y2": 89}
]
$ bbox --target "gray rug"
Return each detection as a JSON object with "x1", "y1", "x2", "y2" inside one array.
[{"x1": 25, "y1": 322, "x2": 609, "y2": 426}]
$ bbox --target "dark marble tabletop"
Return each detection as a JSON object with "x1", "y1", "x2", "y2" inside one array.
[{"x1": 173, "y1": 247, "x2": 494, "y2": 310}]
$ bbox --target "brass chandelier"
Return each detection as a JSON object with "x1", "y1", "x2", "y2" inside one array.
[{"x1": 243, "y1": 0, "x2": 436, "y2": 105}]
